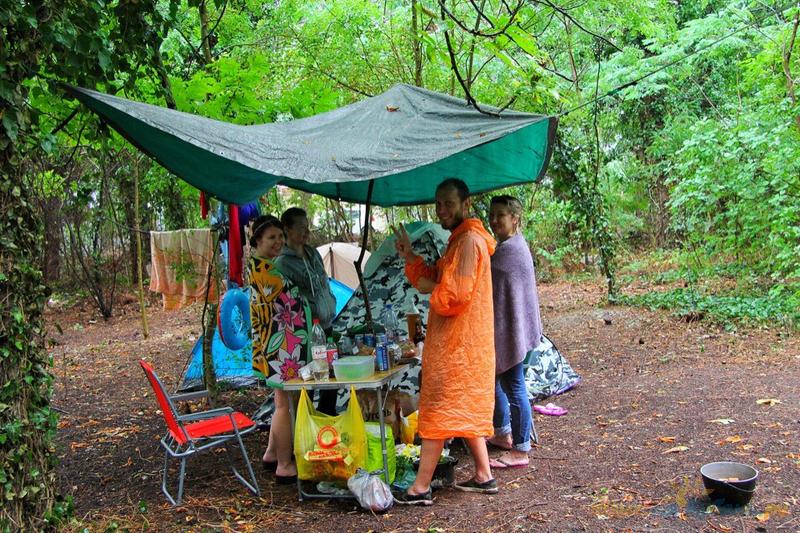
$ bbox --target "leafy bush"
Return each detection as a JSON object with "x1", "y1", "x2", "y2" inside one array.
[{"x1": 617, "y1": 285, "x2": 800, "y2": 329}]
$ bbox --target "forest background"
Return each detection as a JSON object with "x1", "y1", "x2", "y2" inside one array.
[{"x1": 1, "y1": 0, "x2": 799, "y2": 528}]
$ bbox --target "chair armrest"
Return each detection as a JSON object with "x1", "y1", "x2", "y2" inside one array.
[{"x1": 177, "y1": 406, "x2": 234, "y2": 422}]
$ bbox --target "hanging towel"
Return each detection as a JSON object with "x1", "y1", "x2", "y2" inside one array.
[
  {"x1": 228, "y1": 204, "x2": 243, "y2": 287},
  {"x1": 200, "y1": 191, "x2": 209, "y2": 219},
  {"x1": 149, "y1": 229, "x2": 217, "y2": 310}
]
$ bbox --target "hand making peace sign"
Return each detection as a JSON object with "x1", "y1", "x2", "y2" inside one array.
[{"x1": 391, "y1": 224, "x2": 414, "y2": 262}]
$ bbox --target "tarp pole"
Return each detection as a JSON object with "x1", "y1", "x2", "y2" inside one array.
[
  {"x1": 200, "y1": 228, "x2": 221, "y2": 404},
  {"x1": 354, "y1": 180, "x2": 375, "y2": 333},
  {"x1": 133, "y1": 157, "x2": 149, "y2": 339}
]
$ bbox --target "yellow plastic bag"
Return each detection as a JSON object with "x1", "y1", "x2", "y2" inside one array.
[
  {"x1": 294, "y1": 386, "x2": 367, "y2": 481},
  {"x1": 400, "y1": 410, "x2": 419, "y2": 445}
]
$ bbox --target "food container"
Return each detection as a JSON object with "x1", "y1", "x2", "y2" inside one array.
[
  {"x1": 406, "y1": 313, "x2": 420, "y2": 338},
  {"x1": 332, "y1": 356, "x2": 375, "y2": 380},
  {"x1": 414, "y1": 456, "x2": 458, "y2": 489},
  {"x1": 700, "y1": 462, "x2": 758, "y2": 506}
]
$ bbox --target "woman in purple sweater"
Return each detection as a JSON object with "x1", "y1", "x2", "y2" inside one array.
[{"x1": 486, "y1": 195, "x2": 542, "y2": 468}]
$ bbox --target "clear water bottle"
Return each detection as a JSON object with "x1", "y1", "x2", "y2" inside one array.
[
  {"x1": 387, "y1": 340, "x2": 402, "y2": 366},
  {"x1": 310, "y1": 319, "x2": 329, "y2": 381},
  {"x1": 326, "y1": 337, "x2": 338, "y2": 378},
  {"x1": 381, "y1": 304, "x2": 400, "y2": 343}
]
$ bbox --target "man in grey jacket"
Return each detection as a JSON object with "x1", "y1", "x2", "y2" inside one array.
[
  {"x1": 276, "y1": 207, "x2": 338, "y2": 414},
  {"x1": 275, "y1": 207, "x2": 336, "y2": 329}
]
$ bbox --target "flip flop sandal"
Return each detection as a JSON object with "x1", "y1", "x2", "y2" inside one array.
[
  {"x1": 485, "y1": 437, "x2": 513, "y2": 451},
  {"x1": 533, "y1": 403, "x2": 568, "y2": 416},
  {"x1": 489, "y1": 457, "x2": 529, "y2": 469}
]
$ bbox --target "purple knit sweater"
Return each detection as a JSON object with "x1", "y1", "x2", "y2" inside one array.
[{"x1": 491, "y1": 233, "x2": 543, "y2": 374}]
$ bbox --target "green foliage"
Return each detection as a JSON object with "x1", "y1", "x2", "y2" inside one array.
[
  {"x1": 3, "y1": 1, "x2": 800, "y2": 522},
  {"x1": 617, "y1": 286, "x2": 800, "y2": 329},
  {"x1": 1, "y1": 0, "x2": 180, "y2": 527},
  {"x1": 1, "y1": 164, "x2": 59, "y2": 530}
]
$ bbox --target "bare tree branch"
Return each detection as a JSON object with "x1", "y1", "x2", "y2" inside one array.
[
  {"x1": 50, "y1": 107, "x2": 79, "y2": 136},
  {"x1": 438, "y1": 0, "x2": 525, "y2": 38},
  {"x1": 531, "y1": 0, "x2": 623, "y2": 52},
  {"x1": 782, "y1": 9, "x2": 799, "y2": 130},
  {"x1": 287, "y1": 25, "x2": 374, "y2": 97},
  {"x1": 440, "y1": 4, "x2": 500, "y2": 116}
]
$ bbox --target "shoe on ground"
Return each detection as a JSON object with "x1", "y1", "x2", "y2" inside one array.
[
  {"x1": 454, "y1": 478, "x2": 498, "y2": 494},
  {"x1": 393, "y1": 488, "x2": 434, "y2": 506}
]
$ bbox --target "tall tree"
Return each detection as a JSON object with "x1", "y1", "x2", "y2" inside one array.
[{"x1": 1, "y1": 0, "x2": 177, "y2": 525}]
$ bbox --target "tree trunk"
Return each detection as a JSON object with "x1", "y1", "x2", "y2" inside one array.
[
  {"x1": 134, "y1": 161, "x2": 149, "y2": 338},
  {"x1": 782, "y1": 11, "x2": 799, "y2": 132},
  {"x1": 117, "y1": 167, "x2": 139, "y2": 284},
  {"x1": 199, "y1": 0, "x2": 214, "y2": 65},
  {"x1": 153, "y1": 44, "x2": 178, "y2": 110},
  {"x1": 163, "y1": 179, "x2": 189, "y2": 231},
  {"x1": 411, "y1": 0, "x2": 423, "y2": 86},
  {"x1": 1, "y1": 156, "x2": 57, "y2": 530},
  {"x1": 42, "y1": 196, "x2": 63, "y2": 284}
]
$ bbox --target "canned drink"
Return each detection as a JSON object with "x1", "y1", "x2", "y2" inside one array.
[
  {"x1": 376, "y1": 333, "x2": 387, "y2": 345},
  {"x1": 375, "y1": 344, "x2": 389, "y2": 371},
  {"x1": 364, "y1": 333, "x2": 376, "y2": 347}
]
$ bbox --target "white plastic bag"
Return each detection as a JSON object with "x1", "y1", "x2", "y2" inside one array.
[{"x1": 347, "y1": 468, "x2": 393, "y2": 513}]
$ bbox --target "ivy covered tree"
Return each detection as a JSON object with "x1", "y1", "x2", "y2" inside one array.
[{"x1": 1, "y1": 0, "x2": 177, "y2": 527}]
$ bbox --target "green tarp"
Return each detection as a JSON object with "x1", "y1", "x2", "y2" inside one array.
[{"x1": 66, "y1": 84, "x2": 557, "y2": 206}]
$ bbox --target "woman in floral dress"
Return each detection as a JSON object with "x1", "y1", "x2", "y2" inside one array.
[{"x1": 248, "y1": 215, "x2": 311, "y2": 482}]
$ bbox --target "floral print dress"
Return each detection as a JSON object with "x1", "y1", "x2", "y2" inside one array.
[{"x1": 249, "y1": 255, "x2": 312, "y2": 388}]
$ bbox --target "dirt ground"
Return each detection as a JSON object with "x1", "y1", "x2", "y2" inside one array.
[{"x1": 48, "y1": 280, "x2": 800, "y2": 532}]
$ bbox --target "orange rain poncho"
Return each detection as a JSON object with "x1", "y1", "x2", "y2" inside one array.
[{"x1": 405, "y1": 218, "x2": 497, "y2": 440}]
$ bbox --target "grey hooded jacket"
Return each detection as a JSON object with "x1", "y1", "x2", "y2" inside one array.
[{"x1": 275, "y1": 244, "x2": 337, "y2": 329}]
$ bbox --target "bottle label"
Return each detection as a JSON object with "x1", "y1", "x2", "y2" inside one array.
[
  {"x1": 312, "y1": 345, "x2": 327, "y2": 361},
  {"x1": 326, "y1": 348, "x2": 338, "y2": 365}
]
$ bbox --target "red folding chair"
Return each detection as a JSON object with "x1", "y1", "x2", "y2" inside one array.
[{"x1": 139, "y1": 360, "x2": 260, "y2": 505}]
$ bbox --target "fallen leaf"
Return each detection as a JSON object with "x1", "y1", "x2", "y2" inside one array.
[
  {"x1": 658, "y1": 436, "x2": 676, "y2": 443},
  {"x1": 385, "y1": 105, "x2": 399, "y2": 112},
  {"x1": 755, "y1": 512, "x2": 770, "y2": 522},
  {"x1": 756, "y1": 398, "x2": 781, "y2": 406},
  {"x1": 707, "y1": 418, "x2": 735, "y2": 425},
  {"x1": 705, "y1": 504, "x2": 719, "y2": 514},
  {"x1": 662, "y1": 445, "x2": 689, "y2": 454},
  {"x1": 764, "y1": 503, "x2": 790, "y2": 517},
  {"x1": 756, "y1": 457, "x2": 772, "y2": 464},
  {"x1": 717, "y1": 435, "x2": 742, "y2": 445}
]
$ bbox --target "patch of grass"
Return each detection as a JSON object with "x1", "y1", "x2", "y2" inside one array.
[{"x1": 615, "y1": 285, "x2": 800, "y2": 330}]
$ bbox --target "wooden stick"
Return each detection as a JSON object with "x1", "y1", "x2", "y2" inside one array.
[
  {"x1": 134, "y1": 158, "x2": 149, "y2": 339},
  {"x1": 354, "y1": 180, "x2": 375, "y2": 333}
]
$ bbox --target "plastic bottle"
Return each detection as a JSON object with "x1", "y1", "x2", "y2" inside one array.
[
  {"x1": 310, "y1": 319, "x2": 329, "y2": 381},
  {"x1": 326, "y1": 337, "x2": 338, "y2": 378},
  {"x1": 405, "y1": 294, "x2": 421, "y2": 339},
  {"x1": 381, "y1": 304, "x2": 399, "y2": 343},
  {"x1": 387, "y1": 339, "x2": 402, "y2": 366}
]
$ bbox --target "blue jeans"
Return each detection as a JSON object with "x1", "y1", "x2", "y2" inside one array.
[{"x1": 493, "y1": 362, "x2": 532, "y2": 452}]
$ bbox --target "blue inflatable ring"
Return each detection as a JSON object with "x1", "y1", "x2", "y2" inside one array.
[{"x1": 218, "y1": 287, "x2": 251, "y2": 350}]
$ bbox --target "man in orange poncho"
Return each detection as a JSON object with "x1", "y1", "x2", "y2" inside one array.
[{"x1": 392, "y1": 178, "x2": 498, "y2": 505}]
